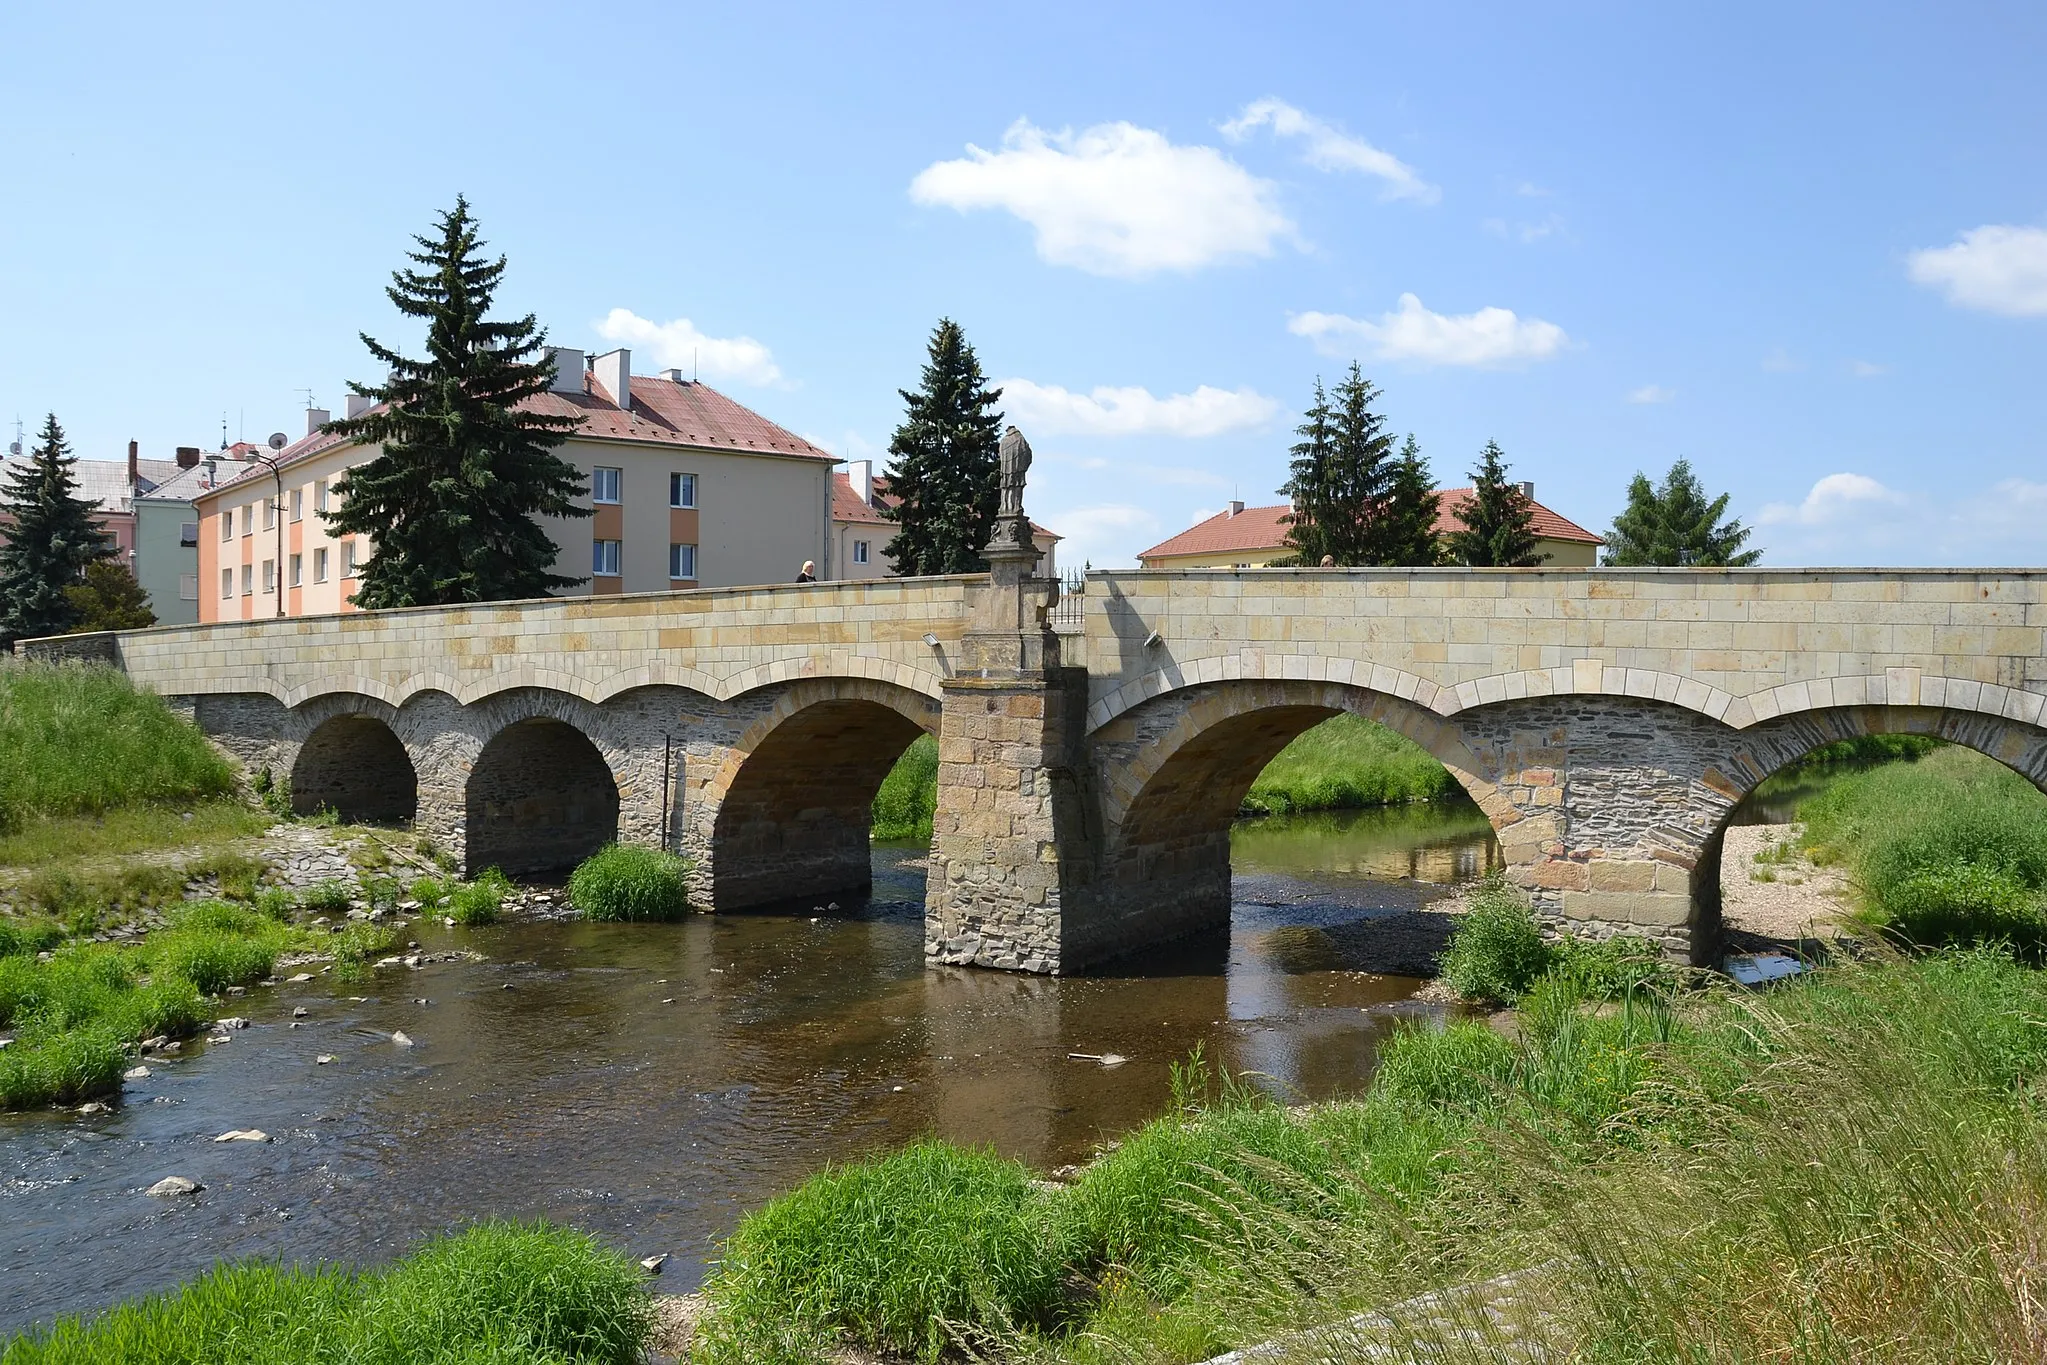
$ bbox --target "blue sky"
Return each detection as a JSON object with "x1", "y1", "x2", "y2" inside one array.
[{"x1": 4, "y1": 2, "x2": 2044, "y2": 567}]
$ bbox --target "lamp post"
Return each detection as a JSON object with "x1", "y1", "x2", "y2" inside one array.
[{"x1": 262, "y1": 432, "x2": 288, "y2": 618}]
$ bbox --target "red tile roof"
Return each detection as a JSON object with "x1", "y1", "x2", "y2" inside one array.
[
  {"x1": 1137, "y1": 491, "x2": 1601, "y2": 563},
  {"x1": 202, "y1": 373, "x2": 831, "y2": 501},
  {"x1": 832, "y1": 471, "x2": 1061, "y2": 542}
]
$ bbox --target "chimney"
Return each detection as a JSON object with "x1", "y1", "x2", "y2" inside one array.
[
  {"x1": 592, "y1": 349, "x2": 630, "y2": 412},
  {"x1": 306, "y1": 407, "x2": 331, "y2": 436},
  {"x1": 175, "y1": 446, "x2": 201, "y2": 469},
  {"x1": 127, "y1": 440, "x2": 138, "y2": 488},
  {"x1": 345, "y1": 393, "x2": 373, "y2": 419},
  {"x1": 849, "y1": 459, "x2": 873, "y2": 505},
  {"x1": 1518, "y1": 481, "x2": 1535, "y2": 499},
  {"x1": 203, "y1": 456, "x2": 218, "y2": 488},
  {"x1": 661, "y1": 368, "x2": 689, "y2": 385},
  {"x1": 1227, "y1": 499, "x2": 1245, "y2": 517},
  {"x1": 545, "y1": 347, "x2": 585, "y2": 395}
]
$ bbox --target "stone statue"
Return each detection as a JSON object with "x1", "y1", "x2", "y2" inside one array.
[{"x1": 987, "y1": 426, "x2": 1034, "y2": 552}]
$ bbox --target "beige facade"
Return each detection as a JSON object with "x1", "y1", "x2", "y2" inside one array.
[{"x1": 1141, "y1": 536, "x2": 1597, "y2": 570}]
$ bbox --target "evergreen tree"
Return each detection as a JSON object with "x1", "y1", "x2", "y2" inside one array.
[
  {"x1": 65, "y1": 559, "x2": 157, "y2": 632},
  {"x1": 1381, "y1": 433, "x2": 1442, "y2": 566},
  {"x1": 0, "y1": 414, "x2": 113, "y2": 647},
  {"x1": 1444, "y1": 441, "x2": 1546, "y2": 567},
  {"x1": 323, "y1": 196, "x2": 587, "y2": 608},
  {"x1": 881, "y1": 319, "x2": 1005, "y2": 576},
  {"x1": 1279, "y1": 379, "x2": 1337, "y2": 565},
  {"x1": 1603, "y1": 458, "x2": 1761, "y2": 566}
]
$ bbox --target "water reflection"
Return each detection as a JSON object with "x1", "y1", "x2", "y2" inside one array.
[{"x1": 1, "y1": 806, "x2": 1498, "y2": 1333}]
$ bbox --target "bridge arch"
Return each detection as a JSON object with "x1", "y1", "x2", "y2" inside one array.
[
  {"x1": 459, "y1": 691, "x2": 638, "y2": 877},
  {"x1": 692, "y1": 678, "x2": 941, "y2": 911},
  {"x1": 291, "y1": 711, "x2": 418, "y2": 823}
]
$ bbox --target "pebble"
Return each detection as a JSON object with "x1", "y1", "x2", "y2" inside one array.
[
  {"x1": 146, "y1": 1176, "x2": 202, "y2": 1197},
  {"x1": 391, "y1": 1031, "x2": 415, "y2": 1048},
  {"x1": 289, "y1": 1021, "x2": 304, "y2": 1029},
  {"x1": 217, "y1": 1017, "x2": 250, "y2": 1030},
  {"x1": 317, "y1": 1054, "x2": 335, "y2": 1065},
  {"x1": 640, "y1": 1253, "x2": 667, "y2": 1274},
  {"x1": 214, "y1": 1129, "x2": 270, "y2": 1143},
  {"x1": 225, "y1": 986, "x2": 246, "y2": 997},
  {"x1": 124, "y1": 1066, "x2": 151, "y2": 1081},
  {"x1": 77, "y1": 1101, "x2": 111, "y2": 1115},
  {"x1": 292, "y1": 1007, "x2": 309, "y2": 1018},
  {"x1": 287, "y1": 973, "x2": 314, "y2": 984}
]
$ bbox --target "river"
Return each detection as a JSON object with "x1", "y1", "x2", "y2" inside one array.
[{"x1": 0, "y1": 805, "x2": 1497, "y2": 1335}]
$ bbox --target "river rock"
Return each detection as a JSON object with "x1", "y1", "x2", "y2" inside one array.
[
  {"x1": 287, "y1": 973, "x2": 314, "y2": 984},
  {"x1": 640, "y1": 1253, "x2": 668, "y2": 1274},
  {"x1": 317, "y1": 1054, "x2": 335, "y2": 1064},
  {"x1": 214, "y1": 1128, "x2": 270, "y2": 1142},
  {"x1": 124, "y1": 1065, "x2": 151, "y2": 1080},
  {"x1": 391, "y1": 1030, "x2": 415, "y2": 1048},
  {"x1": 217, "y1": 1017, "x2": 250, "y2": 1030},
  {"x1": 77, "y1": 1101, "x2": 111, "y2": 1115},
  {"x1": 146, "y1": 1176, "x2": 202, "y2": 1197},
  {"x1": 292, "y1": 1007, "x2": 309, "y2": 1018}
]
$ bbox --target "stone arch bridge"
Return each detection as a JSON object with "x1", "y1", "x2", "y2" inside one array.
[{"x1": 43, "y1": 565, "x2": 2047, "y2": 973}]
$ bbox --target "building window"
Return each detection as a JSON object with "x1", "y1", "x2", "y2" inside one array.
[
  {"x1": 289, "y1": 553, "x2": 302, "y2": 588},
  {"x1": 341, "y1": 541, "x2": 357, "y2": 578},
  {"x1": 592, "y1": 467, "x2": 622, "y2": 504},
  {"x1": 853, "y1": 540, "x2": 870, "y2": 565},
  {"x1": 241, "y1": 564, "x2": 253, "y2": 596},
  {"x1": 179, "y1": 573, "x2": 198, "y2": 602},
  {"x1": 261, "y1": 559, "x2": 276, "y2": 594},
  {"x1": 220, "y1": 568, "x2": 233, "y2": 599},
  {"x1": 221, "y1": 511, "x2": 233, "y2": 541},
  {"x1": 242, "y1": 505, "x2": 253, "y2": 537},
  {"x1": 669, "y1": 543, "x2": 696, "y2": 580},
  {"x1": 593, "y1": 539, "x2": 622, "y2": 577},
  {"x1": 179, "y1": 522, "x2": 199, "y2": 547},
  {"x1": 669, "y1": 472, "x2": 696, "y2": 508},
  {"x1": 263, "y1": 498, "x2": 276, "y2": 531},
  {"x1": 290, "y1": 489, "x2": 303, "y2": 522},
  {"x1": 315, "y1": 480, "x2": 328, "y2": 513},
  {"x1": 314, "y1": 547, "x2": 329, "y2": 582}
]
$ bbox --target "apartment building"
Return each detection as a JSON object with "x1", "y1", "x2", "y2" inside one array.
[{"x1": 191, "y1": 348, "x2": 836, "y2": 622}]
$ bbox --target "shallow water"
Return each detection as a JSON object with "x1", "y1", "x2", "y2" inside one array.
[{"x1": 1, "y1": 805, "x2": 1497, "y2": 1334}]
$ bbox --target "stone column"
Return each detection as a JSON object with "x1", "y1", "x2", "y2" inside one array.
[{"x1": 924, "y1": 505, "x2": 1095, "y2": 972}]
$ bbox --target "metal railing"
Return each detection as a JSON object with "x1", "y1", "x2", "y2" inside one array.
[{"x1": 1049, "y1": 569, "x2": 1086, "y2": 634}]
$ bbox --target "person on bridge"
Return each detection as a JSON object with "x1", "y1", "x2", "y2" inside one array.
[{"x1": 796, "y1": 561, "x2": 816, "y2": 583}]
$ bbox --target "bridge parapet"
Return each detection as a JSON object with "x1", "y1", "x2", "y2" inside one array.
[{"x1": 1082, "y1": 567, "x2": 2047, "y2": 733}]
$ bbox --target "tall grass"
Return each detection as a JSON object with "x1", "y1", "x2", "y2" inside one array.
[
  {"x1": 0, "y1": 663, "x2": 235, "y2": 835},
  {"x1": 872, "y1": 733, "x2": 939, "y2": 842},
  {"x1": 0, "y1": 800, "x2": 269, "y2": 870},
  {"x1": 1242, "y1": 714, "x2": 1461, "y2": 816},
  {"x1": 1801, "y1": 744, "x2": 2047, "y2": 952},
  {"x1": 0, "y1": 1221, "x2": 650, "y2": 1364},
  {"x1": 569, "y1": 845, "x2": 691, "y2": 922}
]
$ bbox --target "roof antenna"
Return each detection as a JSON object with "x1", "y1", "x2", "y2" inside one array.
[
  {"x1": 693, "y1": 348, "x2": 698, "y2": 383},
  {"x1": 221, "y1": 412, "x2": 229, "y2": 450}
]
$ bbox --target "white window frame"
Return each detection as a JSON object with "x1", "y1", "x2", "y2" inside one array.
[
  {"x1": 592, "y1": 467, "x2": 622, "y2": 504},
  {"x1": 179, "y1": 521, "x2": 199, "y2": 547},
  {"x1": 315, "y1": 479, "x2": 329, "y2": 513},
  {"x1": 669, "y1": 472, "x2": 696, "y2": 509},
  {"x1": 593, "y1": 539, "x2": 622, "y2": 577},
  {"x1": 669, "y1": 542, "x2": 697, "y2": 581},
  {"x1": 220, "y1": 567, "x2": 233, "y2": 599},
  {"x1": 313, "y1": 547, "x2": 329, "y2": 583},
  {"x1": 288, "y1": 553, "x2": 302, "y2": 588},
  {"x1": 290, "y1": 488, "x2": 303, "y2": 522},
  {"x1": 220, "y1": 510, "x2": 233, "y2": 541},
  {"x1": 263, "y1": 498, "x2": 276, "y2": 531},
  {"x1": 341, "y1": 541, "x2": 357, "y2": 578},
  {"x1": 240, "y1": 564, "x2": 253, "y2": 596},
  {"x1": 179, "y1": 573, "x2": 199, "y2": 602},
  {"x1": 242, "y1": 505, "x2": 254, "y2": 538},
  {"x1": 852, "y1": 540, "x2": 869, "y2": 565},
  {"x1": 261, "y1": 558, "x2": 276, "y2": 594}
]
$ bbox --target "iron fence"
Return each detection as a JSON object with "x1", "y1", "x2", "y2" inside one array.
[{"x1": 1049, "y1": 569, "x2": 1086, "y2": 634}]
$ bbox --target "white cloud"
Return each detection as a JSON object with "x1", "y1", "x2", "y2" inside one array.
[
  {"x1": 910, "y1": 119, "x2": 1293, "y2": 277},
  {"x1": 1289, "y1": 293, "x2": 1571, "y2": 368},
  {"x1": 1758, "y1": 472, "x2": 1910, "y2": 527},
  {"x1": 1753, "y1": 470, "x2": 2047, "y2": 566},
  {"x1": 593, "y1": 309, "x2": 783, "y2": 386},
  {"x1": 1001, "y1": 378, "x2": 1278, "y2": 438},
  {"x1": 1219, "y1": 98, "x2": 1438, "y2": 204},
  {"x1": 1626, "y1": 384, "x2": 1676, "y2": 404},
  {"x1": 1483, "y1": 213, "x2": 1566, "y2": 243},
  {"x1": 1907, "y1": 224, "x2": 2047, "y2": 316},
  {"x1": 1037, "y1": 503, "x2": 1161, "y2": 569},
  {"x1": 1847, "y1": 359, "x2": 1889, "y2": 378}
]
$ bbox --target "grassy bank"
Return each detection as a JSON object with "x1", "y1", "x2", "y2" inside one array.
[
  {"x1": 1798, "y1": 743, "x2": 2047, "y2": 952},
  {"x1": 872, "y1": 733, "x2": 939, "y2": 842},
  {"x1": 1241, "y1": 713, "x2": 1462, "y2": 815},
  {"x1": 0, "y1": 663, "x2": 236, "y2": 835},
  {"x1": 0, "y1": 1221, "x2": 649, "y2": 1364}
]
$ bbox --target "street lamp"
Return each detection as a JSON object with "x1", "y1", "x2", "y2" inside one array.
[{"x1": 261, "y1": 432, "x2": 288, "y2": 618}]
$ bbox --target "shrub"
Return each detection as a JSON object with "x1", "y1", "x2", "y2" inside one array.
[
  {"x1": 407, "y1": 874, "x2": 453, "y2": 906},
  {"x1": 447, "y1": 869, "x2": 511, "y2": 926},
  {"x1": 147, "y1": 909, "x2": 280, "y2": 995},
  {"x1": 299, "y1": 881, "x2": 355, "y2": 916},
  {"x1": 871, "y1": 734, "x2": 939, "y2": 842},
  {"x1": 0, "y1": 1025, "x2": 126, "y2": 1108},
  {"x1": 330, "y1": 922, "x2": 399, "y2": 981},
  {"x1": 254, "y1": 885, "x2": 299, "y2": 920},
  {"x1": 1436, "y1": 878, "x2": 1553, "y2": 1001},
  {"x1": 700, "y1": 1141, "x2": 1065, "y2": 1363},
  {"x1": 1372, "y1": 1019, "x2": 1520, "y2": 1113},
  {"x1": 0, "y1": 917, "x2": 65, "y2": 958},
  {"x1": 0, "y1": 663, "x2": 236, "y2": 835},
  {"x1": 1879, "y1": 863, "x2": 2046, "y2": 951},
  {"x1": 568, "y1": 846, "x2": 690, "y2": 923}
]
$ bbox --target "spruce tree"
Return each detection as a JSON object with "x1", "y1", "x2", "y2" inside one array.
[
  {"x1": 881, "y1": 319, "x2": 1005, "y2": 576},
  {"x1": 1323, "y1": 363, "x2": 1398, "y2": 564},
  {"x1": 1603, "y1": 458, "x2": 1761, "y2": 566},
  {"x1": 1444, "y1": 441, "x2": 1546, "y2": 567},
  {"x1": 66, "y1": 560, "x2": 157, "y2": 632},
  {"x1": 1279, "y1": 379, "x2": 1337, "y2": 565},
  {"x1": 323, "y1": 196, "x2": 587, "y2": 608},
  {"x1": 1381, "y1": 434, "x2": 1443, "y2": 566},
  {"x1": 0, "y1": 414, "x2": 113, "y2": 647}
]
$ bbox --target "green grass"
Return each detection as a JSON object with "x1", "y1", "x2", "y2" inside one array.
[
  {"x1": 872, "y1": 734, "x2": 939, "y2": 842},
  {"x1": 0, "y1": 663, "x2": 236, "y2": 836},
  {"x1": 1799, "y1": 745, "x2": 2047, "y2": 952},
  {"x1": 697, "y1": 1140, "x2": 1070, "y2": 1363},
  {"x1": 0, "y1": 1220, "x2": 650, "y2": 1364},
  {"x1": 448, "y1": 869, "x2": 511, "y2": 926},
  {"x1": 568, "y1": 845, "x2": 691, "y2": 923},
  {"x1": 0, "y1": 800, "x2": 270, "y2": 870},
  {"x1": 1242, "y1": 714, "x2": 1462, "y2": 816}
]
